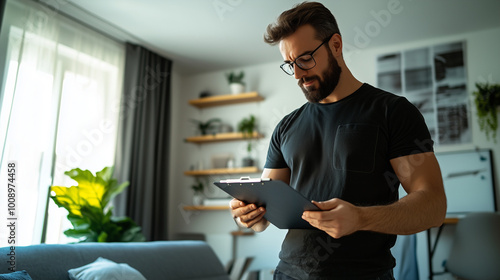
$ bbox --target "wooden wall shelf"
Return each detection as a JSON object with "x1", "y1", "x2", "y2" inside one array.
[
  {"x1": 184, "y1": 166, "x2": 260, "y2": 176},
  {"x1": 185, "y1": 132, "x2": 263, "y2": 144},
  {"x1": 188, "y1": 92, "x2": 264, "y2": 108},
  {"x1": 231, "y1": 230, "x2": 255, "y2": 236}
]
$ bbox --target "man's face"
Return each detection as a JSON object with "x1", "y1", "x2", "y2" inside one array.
[{"x1": 279, "y1": 25, "x2": 341, "y2": 103}]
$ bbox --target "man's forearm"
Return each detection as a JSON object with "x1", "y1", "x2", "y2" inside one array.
[{"x1": 358, "y1": 189, "x2": 446, "y2": 235}]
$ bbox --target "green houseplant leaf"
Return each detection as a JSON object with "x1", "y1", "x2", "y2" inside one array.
[
  {"x1": 191, "y1": 118, "x2": 221, "y2": 135},
  {"x1": 226, "y1": 71, "x2": 245, "y2": 84},
  {"x1": 50, "y1": 166, "x2": 145, "y2": 243},
  {"x1": 238, "y1": 115, "x2": 257, "y2": 152},
  {"x1": 473, "y1": 83, "x2": 500, "y2": 142}
]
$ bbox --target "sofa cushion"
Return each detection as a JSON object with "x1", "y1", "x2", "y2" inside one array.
[
  {"x1": 68, "y1": 257, "x2": 146, "y2": 280},
  {"x1": 0, "y1": 270, "x2": 32, "y2": 280}
]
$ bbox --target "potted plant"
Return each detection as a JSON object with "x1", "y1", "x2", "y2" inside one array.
[
  {"x1": 191, "y1": 118, "x2": 221, "y2": 135},
  {"x1": 238, "y1": 115, "x2": 257, "y2": 167},
  {"x1": 473, "y1": 83, "x2": 500, "y2": 142},
  {"x1": 50, "y1": 167, "x2": 146, "y2": 242},
  {"x1": 226, "y1": 71, "x2": 245, "y2": 94},
  {"x1": 191, "y1": 179, "x2": 204, "y2": 205}
]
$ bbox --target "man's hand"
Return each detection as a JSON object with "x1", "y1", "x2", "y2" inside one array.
[
  {"x1": 302, "y1": 198, "x2": 362, "y2": 239},
  {"x1": 229, "y1": 198, "x2": 270, "y2": 232}
]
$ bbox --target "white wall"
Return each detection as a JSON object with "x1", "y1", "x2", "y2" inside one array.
[
  {"x1": 346, "y1": 26, "x2": 500, "y2": 280},
  {"x1": 168, "y1": 26, "x2": 500, "y2": 278}
]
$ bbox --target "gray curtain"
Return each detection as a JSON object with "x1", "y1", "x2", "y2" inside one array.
[
  {"x1": 0, "y1": 0, "x2": 7, "y2": 106},
  {"x1": 0, "y1": 0, "x2": 5, "y2": 29},
  {"x1": 114, "y1": 43, "x2": 172, "y2": 241}
]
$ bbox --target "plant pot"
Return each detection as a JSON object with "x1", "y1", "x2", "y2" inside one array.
[
  {"x1": 230, "y1": 83, "x2": 245, "y2": 94},
  {"x1": 242, "y1": 157, "x2": 254, "y2": 167},
  {"x1": 192, "y1": 193, "x2": 204, "y2": 206}
]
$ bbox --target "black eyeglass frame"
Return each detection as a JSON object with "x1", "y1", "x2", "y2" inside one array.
[{"x1": 280, "y1": 34, "x2": 334, "y2": 76}]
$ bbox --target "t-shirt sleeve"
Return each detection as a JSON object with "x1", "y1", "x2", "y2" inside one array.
[
  {"x1": 388, "y1": 97, "x2": 434, "y2": 159},
  {"x1": 264, "y1": 119, "x2": 288, "y2": 169}
]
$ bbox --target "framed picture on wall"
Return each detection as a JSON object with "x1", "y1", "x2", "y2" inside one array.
[{"x1": 376, "y1": 41, "x2": 471, "y2": 145}]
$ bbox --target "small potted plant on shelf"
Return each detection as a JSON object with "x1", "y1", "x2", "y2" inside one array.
[
  {"x1": 191, "y1": 118, "x2": 221, "y2": 135},
  {"x1": 191, "y1": 179, "x2": 205, "y2": 206},
  {"x1": 473, "y1": 82, "x2": 500, "y2": 142},
  {"x1": 238, "y1": 115, "x2": 257, "y2": 167},
  {"x1": 226, "y1": 71, "x2": 246, "y2": 94}
]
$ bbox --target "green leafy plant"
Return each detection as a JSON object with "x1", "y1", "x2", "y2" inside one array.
[
  {"x1": 190, "y1": 179, "x2": 205, "y2": 206},
  {"x1": 191, "y1": 179, "x2": 204, "y2": 194},
  {"x1": 191, "y1": 118, "x2": 221, "y2": 135},
  {"x1": 226, "y1": 71, "x2": 245, "y2": 85},
  {"x1": 473, "y1": 83, "x2": 500, "y2": 142},
  {"x1": 238, "y1": 115, "x2": 256, "y2": 153},
  {"x1": 50, "y1": 167, "x2": 146, "y2": 243}
]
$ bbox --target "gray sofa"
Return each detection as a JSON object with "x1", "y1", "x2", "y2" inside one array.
[{"x1": 0, "y1": 240, "x2": 230, "y2": 280}]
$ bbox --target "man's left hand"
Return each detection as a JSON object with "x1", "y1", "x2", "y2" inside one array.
[{"x1": 302, "y1": 198, "x2": 362, "y2": 239}]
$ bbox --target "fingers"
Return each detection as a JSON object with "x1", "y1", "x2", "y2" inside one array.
[
  {"x1": 240, "y1": 207, "x2": 266, "y2": 228},
  {"x1": 229, "y1": 199, "x2": 266, "y2": 228},
  {"x1": 302, "y1": 205, "x2": 341, "y2": 237},
  {"x1": 302, "y1": 199, "x2": 361, "y2": 238},
  {"x1": 312, "y1": 198, "x2": 341, "y2": 210},
  {"x1": 303, "y1": 198, "x2": 343, "y2": 231},
  {"x1": 230, "y1": 198, "x2": 252, "y2": 218},
  {"x1": 303, "y1": 198, "x2": 340, "y2": 219},
  {"x1": 229, "y1": 198, "x2": 259, "y2": 217},
  {"x1": 302, "y1": 209, "x2": 335, "y2": 225},
  {"x1": 229, "y1": 198, "x2": 244, "y2": 215}
]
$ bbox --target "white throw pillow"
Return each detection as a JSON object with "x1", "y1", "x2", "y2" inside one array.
[{"x1": 68, "y1": 257, "x2": 147, "y2": 280}]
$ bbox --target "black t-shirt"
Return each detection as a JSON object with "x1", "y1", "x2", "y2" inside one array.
[{"x1": 265, "y1": 83, "x2": 433, "y2": 280}]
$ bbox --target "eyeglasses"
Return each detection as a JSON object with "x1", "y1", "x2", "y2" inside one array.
[{"x1": 280, "y1": 34, "x2": 333, "y2": 76}]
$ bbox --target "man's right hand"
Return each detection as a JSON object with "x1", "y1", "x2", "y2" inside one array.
[{"x1": 229, "y1": 198, "x2": 270, "y2": 232}]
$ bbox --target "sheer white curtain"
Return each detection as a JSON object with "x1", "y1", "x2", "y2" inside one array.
[{"x1": 0, "y1": 0, "x2": 124, "y2": 245}]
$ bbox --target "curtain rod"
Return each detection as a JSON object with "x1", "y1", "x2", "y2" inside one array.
[{"x1": 31, "y1": 0, "x2": 145, "y2": 45}]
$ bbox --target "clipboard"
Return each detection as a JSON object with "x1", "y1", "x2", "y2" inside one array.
[{"x1": 213, "y1": 177, "x2": 319, "y2": 229}]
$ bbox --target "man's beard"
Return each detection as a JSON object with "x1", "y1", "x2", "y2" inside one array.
[{"x1": 299, "y1": 50, "x2": 341, "y2": 103}]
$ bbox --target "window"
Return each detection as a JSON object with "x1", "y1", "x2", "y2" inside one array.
[{"x1": 0, "y1": 0, "x2": 124, "y2": 245}]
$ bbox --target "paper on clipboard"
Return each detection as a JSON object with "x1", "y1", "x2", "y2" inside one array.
[{"x1": 214, "y1": 177, "x2": 319, "y2": 229}]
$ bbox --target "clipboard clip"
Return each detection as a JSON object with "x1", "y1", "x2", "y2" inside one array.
[{"x1": 220, "y1": 177, "x2": 271, "y2": 183}]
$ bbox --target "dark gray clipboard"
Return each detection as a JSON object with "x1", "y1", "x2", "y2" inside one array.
[{"x1": 213, "y1": 177, "x2": 319, "y2": 229}]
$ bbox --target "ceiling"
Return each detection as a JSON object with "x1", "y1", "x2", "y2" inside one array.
[{"x1": 41, "y1": 0, "x2": 500, "y2": 75}]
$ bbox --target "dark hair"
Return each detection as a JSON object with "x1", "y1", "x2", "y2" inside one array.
[{"x1": 264, "y1": 1, "x2": 341, "y2": 45}]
